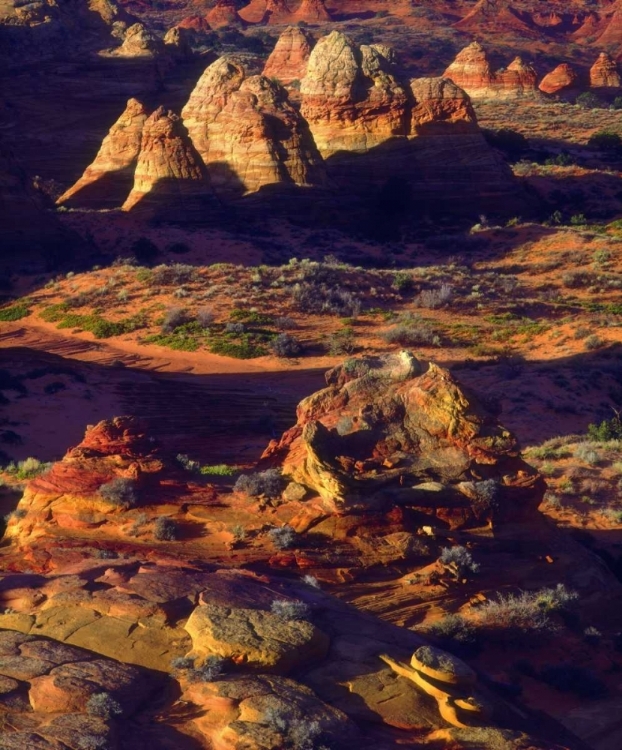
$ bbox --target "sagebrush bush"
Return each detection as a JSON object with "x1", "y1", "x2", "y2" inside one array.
[
  {"x1": 270, "y1": 333, "x2": 303, "y2": 358},
  {"x1": 382, "y1": 315, "x2": 440, "y2": 347},
  {"x1": 265, "y1": 706, "x2": 323, "y2": 750},
  {"x1": 270, "y1": 599, "x2": 311, "y2": 621},
  {"x1": 189, "y1": 655, "x2": 226, "y2": 683},
  {"x1": 439, "y1": 546, "x2": 480, "y2": 578},
  {"x1": 420, "y1": 614, "x2": 477, "y2": 651},
  {"x1": 268, "y1": 525, "x2": 297, "y2": 549},
  {"x1": 162, "y1": 307, "x2": 187, "y2": 333},
  {"x1": 154, "y1": 517, "x2": 179, "y2": 541},
  {"x1": 197, "y1": 308, "x2": 215, "y2": 328},
  {"x1": 86, "y1": 692, "x2": 123, "y2": 719},
  {"x1": 234, "y1": 469, "x2": 282, "y2": 497},
  {"x1": 574, "y1": 443, "x2": 600, "y2": 465},
  {"x1": 151, "y1": 264, "x2": 197, "y2": 286},
  {"x1": 99, "y1": 478, "x2": 137, "y2": 509},
  {"x1": 415, "y1": 284, "x2": 453, "y2": 309}
]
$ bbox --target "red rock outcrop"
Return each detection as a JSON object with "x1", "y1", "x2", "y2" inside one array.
[
  {"x1": 590, "y1": 51, "x2": 621, "y2": 88},
  {"x1": 239, "y1": 0, "x2": 292, "y2": 24},
  {"x1": 300, "y1": 31, "x2": 410, "y2": 157},
  {"x1": 113, "y1": 22, "x2": 164, "y2": 57},
  {"x1": 595, "y1": 1, "x2": 622, "y2": 47},
  {"x1": 182, "y1": 56, "x2": 325, "y2": 194},
  {"x1": 57, "y1": 98, "x2": 148, "y2": 209},
  {"x1": 177, "y1": 15, "x2": 212, "y2": 32},
  {"x1": 164, "y1": 25, "x2": 194, "y2": 60},
  {"x1": 122, "y1": 107, "x2": 210, "y2": 212},
  {"x1": 262, "y1": 25, "x2": 314, "y2": 84},
  {"x1": 409, "y1": 77, "x2": 478, "y2": 135},
  {"x1": 453, "y1": 0, "x2": 534, "y2": 34},
  {"x1": 293, "y1": 0, "x2": 332, "y2": 23},
  {"x1": 539, "y1": 63, "x2": 579, "y2": 95},
  {"x1": 444, "y1": 42, "x2": 538, "y2": 100},
  {"x1": 205, "y1": 0, "x2": 244, "y2": 28}
]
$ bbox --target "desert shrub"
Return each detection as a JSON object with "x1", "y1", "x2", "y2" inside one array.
[
  {"x1": 292, "y1": 282, "x2": 361, "y2": 317},
  {"x1": 588, "y1": 415, "x2": 622, "y2": 442},
  {"x1": 584, "y1": 626, "x2": 602, "y2": 644},
  {"x1": 151, "y1": 264, "x2": 197, "y2": 286},
  {"x1": 576, "y1": 92, "x2": 603, "y2": 109},
  {"x1": 392, "y1": 272, "x2": 415, "y2": 293},
  {"x1": 0, "y1": 302, "x2": 30, "y2": 321},
  {"x1": 86, "y1": 692, "x2": 123, "y2": 719},
  {"x1": 225, "y1": 322, "x2": 245, "y2": 334},
  {"x1": 414, "y1": 646, "x2": 458, "y2": 673},
  {"x1": 177, "y1": 453, "x2": 200, "y2": 472},
  {"x1": 200, "y1": 464, "x2": 236, "y2": 476},
  {"x1": 382, "y1": 315, "x2": 440, "y2": 347},
  {"x1": 189, "y1": 655, "x2": 226, "y2": 683},
  {"x1": 78, "y1": 737, "x2": 108, "y2": 750},
  {"x1": 268, "y1": 525, "x2": 297, "y2": 549},
  {"x1": 472, "y1": 479, "x2": 499, "y2": 512},
  {"x1": 476, "y1": 584, "x2": 578, "y2": 638},
  {"x1": 161, "y1": 307, "x2": 187, "y2": 333},
  {"x1": 154, "y1": 517, "x2": 179, "y2": 541},
  {"x1": 5, "y1": 457, "x2": 52, "y2": 480},
  {"x1": 439, "y1": 546, "x2": 480, "y2": 578},
  {"x1": 570, "y1": 213, "x2": 587, "y2": 226},
  {"x1": 99, "y1": 478, "x2": 137, "y2": 509},
  {"x1": 197, "y1": 308, "x2": 215, "y2": 328},
  {"x1": 276, "y1": 316, "x2": 297, "y2": 330},
  {"x1": 326, "y1": 328, "x2": 356, "y2": 355},
  {"x1": 265, "y1": 707, "x2": 324, "y2": 750},
  {"x1": 270, "y1": 333, "x2": 303, "y2": 358},
  {"x1": 584, "y1": 334, "x2": 605, "y2": 350},
  {"x1": 588, "y1": 131, "x2": 622, "y2": 153},
  {"x1": 539, "y1": 664, "x2": 607, "y2": 699},
  {"x1": 574, "y1": 443, "x2": 600, "y2": 465},
  {"x1": 415, "y1": 284, "x2": 453, "y2": 309},
  {"x1": 303, "y1": 574, "x2": 320, "y2": 588},
  {"x1": 234, "y1": 469, "x2": 282, "y2": 497},
  {"x1": 270, "y1": 599, "x2": 311, "y2": 621},
  {"x1": 420, "y1": 614, "x2": 478, "y2": 652}
]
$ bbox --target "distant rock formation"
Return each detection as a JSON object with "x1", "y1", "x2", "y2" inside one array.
[
  {"x1": 444, "y1": 42, "x2": 538, "y2": 100},
  {"x1": 239, "y1": 0, "x2": 292, "y2": 24},
  {"x1": 409, "y1": 77, "x2": 478, "y2": 135},
  {"x1": 595, "y1": 2, "x2": 622, "y2": 47},
  {"x1": 263, "y1": 25, "x2": 314, "y2": 84},
  {"x1": 164, "y1": 26, "x2": 194, "y2": 60},
  {"x1": 113, "y1": 22, "x2": 164, "y2": 57},
  {"x1": 453, "y1": 0, "x2": 534, "y2": 34},
  {"x1": 57, "y1": 98, "x2": 148, "y2": 209},
  {"x1": 122, "y1": 107, "x2": 209, "y2": 212},
  {"x1": 182, "y1": 57, "x2": 325, "y2": 194},
  {"x1": 177, "y1": 15, "x2": 212, "y2": 32},
  {"x1": 300, "y1": 31, "x2": 410, "y2": 157},
  {"x1": 590, "y1": 52, "x2": 621, "y2": 88},
  {"x1": 206, "y1": 0, "x2": 244, "y2": 28},
  {"x1": 539, "y1": 63, "x2": 579, "y2": 95},
  {"x1": 293, "y1": 0, "x2": 332, "y2": 23}
]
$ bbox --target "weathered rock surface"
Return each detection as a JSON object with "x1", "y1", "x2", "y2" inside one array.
[
  {"x1": 444, "y1": 42, "x2": 538, "y2": 100},
  {"x1": 293, "y1": 0, "x2": 332, "y2": 23},
  {"x1": 182, "y1": 56, "x2": 325, "y2": 194},
  {"x1": 300, "y1": 31, "x2": 410, "y2": 157},
  {"x1": 112, "y1": 21, "x2": 164, "y2": 57},
  {"x1": 164, "y1": 25, "x2": 194, "y2": 59},
  {"x1": 454, "y1": 0, "x2": 535, "y2": 35},
  {"x1": 122, "y1": 106, "x2": 210, "y2": 213},
  {"x1": 590, "y1": 52, "x2": 621, "y2": 88},
  {"x1": 239, "y1": 0, "x2": 292, "y2": 25},
  {"x1": 538, "y1": 63, "x2": 579, "y2": 95},
  {"x1": 57, "y1": 98, "x2": 148, "y2": 209},
  {"x1": 185, "y1": 602, "x2": 329, "y2": 672},
  {"x1": 409, "y1": 77, "x2": 478, "y2": 135},
  {"x1": 264, "y1": 352, "x2": 545, "y2": 519},
  {"x1": 206, "y1": 0, "x2": 245, "y2": 28},
  {"x1": 262, "y1": 25, "x2": 313, "y2": 84}
]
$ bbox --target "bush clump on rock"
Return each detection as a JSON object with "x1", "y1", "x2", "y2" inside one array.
[
  {"x1": 154, "y1": 517, "x2": 179, "y2": 541},
  {"x1": 270, "y1": 333, "x2": 303, "y2": 358},
  {"x1": 99, "y1": 478, "x2": 138, "y2": 509},
  {"x1": 268, "y1": 525, "x2": 297, "y2": 549},
  {"x1": 86, "y1": 692, "x2": 123, "y2": 719},
  {"x1": 234, "y1": 468, "x2": 282, "y2": 497},
  {"x1": 270, "y1": 599, "x2": 311, "y2": 621}
]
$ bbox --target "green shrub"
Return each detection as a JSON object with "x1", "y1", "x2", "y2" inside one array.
[
  {"x1": 200, "y1": 464, "x2": 236, "y2": 476},
  {"x1": 0, "y1": 302, "x2": 30, "y2": 321},
  {"x1": 587, "y1": 415, "x2": 622, "y2": 442}
]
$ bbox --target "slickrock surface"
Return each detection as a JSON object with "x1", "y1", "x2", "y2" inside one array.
[
  {"x1": 590, "y1": 51, "x2": 621, "y2": 88},
  {"x1": 300, "y1": 31, "x2": 410, "y2": 157},
  {"x1": 538, "y1": 62, "x2": 579, "y2": 95},
  {"x1": 122, "y1": 106, "x2": 209, "y2": 212},
  {"x1": 57, "y1": 98, "x2": 149, "y2": 209},
  {"x1": 262, "y1": 25, "x2": 314, "y2": 84},
  {"x1": 183, "y1": 57, "x2": 325, "y2": 194},
  {"x1": 444, "y1": 42, "x2": 538, "y2": 100}
]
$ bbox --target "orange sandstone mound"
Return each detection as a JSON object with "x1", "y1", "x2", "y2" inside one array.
[
  {"x1": 538, "y1": 62, "x2": 579, "y2": 95},
  {"x1": 205, "y1": 0, "x2": 244, "y2": 28},
  {"x1": 57, "y1": 98, "x2": 149, "y2": 209},
  {"x1": 293, "y1": 0, "x2": 332, "y2": 23},
  {"x1": 263, "y1": 25, "x2": 314, "y2": 84},
  {"x1": 590, "y1": 51, "x2": 621, "y2": 88}
]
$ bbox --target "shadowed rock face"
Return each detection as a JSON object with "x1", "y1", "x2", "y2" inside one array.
[
  {"x1": 409, "y1": 77, "x2": 478, "y2": 135},
  {"x1": 122, "y1": 106, "x2": 209, "y2": 212},
  {"x1": 182, "y1": 56, "x2": 325, "y2": 194},
  {"x1": 262, "y1": 25, "x2": 314, "y2": 84},
  {"x1": 590, "y1": 52, "x2": 621, "y2": 88},
  {"x1": 539, "y1": 63, "x2": 579, "y2": 95},
  {"x1": 57, "y1": 98, "x2": 148, "y2": 209},
  {"x1": 444, "y1": 42, "x2": 538, "y2": 100},
  {"x1": 264, "y1": 352, "x2": 545, "y2": 520}
]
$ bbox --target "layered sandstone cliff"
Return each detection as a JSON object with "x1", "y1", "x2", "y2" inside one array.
[
  {"x1": 182, "y1": 56, "x2": 325, "y2": 194},
  {"x1": 444, "y1": 42, "x2": 539, "y2": 100},
  {"x1": 300, "y1": 31, "x2": 410, "y2": 157},
  {"x1": 122, "y1": 107, "x2": 209, "y2": 212},
  {"x1": 539, "y1": 63, "x2": 579, "y2": 96},
  {"x1": 590, "y1": 52, "x2": 621, "y2": 88},
  {"x1": 263, "y1": 25, "x2": 314, "y2": 84},
  {"x1": 112, "y1": 22, "x2": 164, "y2": 57},
  {"x1": 57, "y1": 98, "x2": 148, "y2": 209}
]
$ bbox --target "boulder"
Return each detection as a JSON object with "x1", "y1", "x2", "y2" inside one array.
[
  {"x1": 539, "y1": 63, "x2": 579, "y2": 95},
  {"x1": 113, "y1": 22, "x2": 164, "y2": 58}
]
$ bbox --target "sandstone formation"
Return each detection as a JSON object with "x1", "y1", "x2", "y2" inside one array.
[
  {"x1": 206, "y1": 0, "x2": 244, "y2": 28},
  {"x1": 113, "y1": 22, "x2": 164, "y2": 57},
  {"x1": 164, "y1": 25, "x2": 193, "y2": 59},
  {"x1": 300, "y1": 31, "x2": 410, "y2": 156},
  {"x1": 177, "y1": 14, "x2": 212, "y2": 31},
  {"x1": 264, "y1": 352, "x2": 545, "y2": 519},
  {"x1": 122, "y1": 107, "x2": 210, "y2": 212},
  {"x1": 443, "y1": 42, "x2": 539, "y2": 100},
  {"x1": 538, "y1": 62, "x2": 579, "y2": 95},
  {"x1": 590, "y1": 51, "x2": 621, "y2": 88},
  {"x1": 262, "y1": 25, "x2": 314, "y2": 84},
  {"x1": 239, "y1": 0, "x2": 292, "y2": 24},
  {"x1": 454, "y1": 0, "x2": 534, "y2": 35},
  {"x1": 409, "y1": 77, "x2": 478, "y2": 135},
  {"x1": 182, "y1": 56, "x2": 325, "y2": 194},
  {"x1": 595, "y1": 2, "x2": 622, "y2": 47},
  {"x1": 57, "y1": 98, "x2": 149, "y2": 209},
  {"x1": 293, "y1": 0, "x2": 332, "y2": 23}
]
